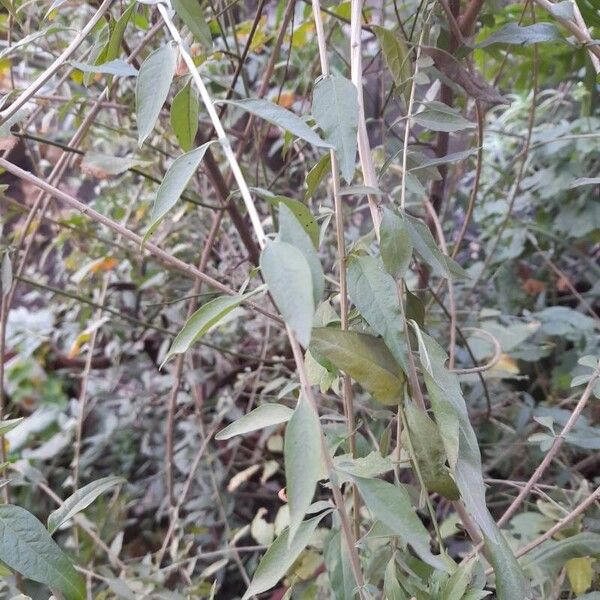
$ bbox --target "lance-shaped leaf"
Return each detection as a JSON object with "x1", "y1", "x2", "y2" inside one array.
[
  {"x1": 312, "y1": 75, "x2": 358, "y2": 183},
  {"x1": 164, "y1": 290, "x2": 257, "y2": 363},
  {"x1": 71, "y1": 59, "x2": 137, "y2": 77},
  {"x1": 219, "y1": 99, "x2": 332, "y2": 149},
  {"x1": 279, "y1": 203, "x2": 324, "y2": 305},
  {"x1": 285, "y1": 398, "x2": 322, "y2": 542},
  {"x1": 311, "y1": 328, "x2": 404, "y2": 405},
  {"x1": 136, "y1": 42, "x2": 178, "y2": 146},
  {"x1": 0, "y1": 417, "x2": 21, "y2": 435},
  {"x1": 48, "y1": 476, "x2": 125, "y2": 534},
  {"x1": 260, "y1": 240, "x2": 314, "y2": 347},
  {"x1": 172, "y1": 0, "x2": 212, "y2": 47},
  {"x1": 418, "y1": 333, "x2": 526, "y2": 600},
  {"x1": 242, "y1": 511, "x2": 331, "y2": 600},
  {"x1": 215, "y1": 404, "x2": 294, "y2": 440},
  {"x1": 404, "y1": 403, "x2": 459, "y2": 500},
  {"x1": 144, "y1": 142, "x2": 212, "y2": 240},
  {"x1": 104, "y1": 1, "x2": 135, "y2": 63},
  {"x1": 372, "y1": 26, "x2": 412, "y2": 99},
  {"x1": 305, "y1": 153, "x2": 331, "y2": 199},
  {"x1": 352, "y1": 476, "x2": 446, "y2": 571},
  {"x1": 477, "y1": 23, "x2": 561, "y2": 47},
  {"x1": 522, "y1": 532, "x2": 600, "y2": 572},
  {"x1": 413, "y1": 101, "x2": 475, "y2": 133},
  {"x1": 380, "y1": 207, "x2": 413, "y2": 279},
  {"x1": 347, "y1": 255, "x2": 409, "y2": 372},
  {"x1": 0, "y1": 504, "x2": 85, "y2": 600},
  {"x1": 171, "y1": 79, "x2": 200, "y2": 152}
]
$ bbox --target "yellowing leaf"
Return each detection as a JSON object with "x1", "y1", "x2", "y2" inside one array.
[
  {"x1": 566, "y1": 556, "x2": 594, "y2": 596},
  {"x1": 89, "y1": 257, "x2": 119, "y2": 273},
  {"x1": 491, "y1": 353, "x2": 519, "y2": 375}
]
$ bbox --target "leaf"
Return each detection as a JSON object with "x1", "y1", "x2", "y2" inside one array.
[
  {"x1": 219, "y1": 99, "x2": 332, "y2": 148},
  {"x1": 566, "y1": 556, "x2": 594, "y2": 596},
  {"x1": 404, "y1": 403, "x2": 459, "y2": 500},
  {"x1": 252, "y1": 188, "x2": 319, "y2": 247},
  {"x1": 339, "y1": 185, "x2": 384, "y2": 196},
  {"x1": 418, "y1": 333, "x2": 526, "y2": 600},
  {"x1": 0, "y1": 107, "x2": 31, "y2": 138},
  {"x1": 0, "y1": 417, "x2": 21, "y2": 435},
  {"x1": 403, "y1": 213, "x2": 467, "y2": 279},
  {"x1": 144, "y1": 142, "x2": 212, "y2": 240},
  {"x1": 312, "y1": 75, "x2": 358, "y2": 183},
  {"x1": 70, "y1": 59, "x2": 137, "y2": 77},
  {"x1": 164, "y1": 290, "x2": 254, "y2": 363},
  {"x1": 260, "y1": 240, "x2": 314, "y2": 347},
  {"x1": 135, "y1": 42, "x2": 178, "y2": 146},
  {"x1": 372, "y1": 26, "x2": 412, "y2": 97},
  {"x1": 285, "y1": 398, "x2": 322, "y2": 542},
  {"x1": 351, "y1": 476, "x2": 446, "y2": 570},
  {"x1": 413, "y1": 101, "x2": 475, "y2": 133},
  {"x1": 310, "y1": 328, "x2": 404, "y2": 406},
  {"x1": 384, "y1": 556, "x2": 409, "y2": 600},
  {"x1": 171, "y1": 79, "x2": 200, "y2": 152},
  {"x1": 523, "y1": 533, "x2": 600, "y2": 571},
  {"x1": 104, "y1": 1, "x2": 135, "y2": 63},
  {"x1": 476, "y1": 23, "x2": 561, "y2": 47},
  {"x1": 81, "y1": 153, "x2": 150, "y2": 179},
  {"x1": 569, "y1": 177, "x2": 600, "y2": 188},
  {"x1": 1, "y1": 251, "x2": 12, "y2": 297},
  {"x1": 0, "y1": 504, "x2": 85, "y2": 600},
  {"x1": 440, "y1": 559, "x2": 476, "y2": 600},
  {"x1": 48, "y1": 476, "x2": 125, "y2": 534},
  {"x1": 380, "y1": 207, "x2": 413, "y2": 279},
  {"x1": 278, "y1": 203, "x2": 324, "y2": 305},
  {"x1": 172, "y1": 0, "x2": 212, "y2": 47},
  {"x1": 242, "y1": 511, "x2": 331, "y2": 600},
  {"x1": 305, "y1": 153, "x2": 331, "y2": 199},
  {"x1": 549, "y1": 0, "x2": 575, "y2": 19},
  {"x1": 215, "y1": 404, "x2": 294, "y2": 440},
  {"x1": 347, "y1": 255, "x2": 408, "y2": 372}
]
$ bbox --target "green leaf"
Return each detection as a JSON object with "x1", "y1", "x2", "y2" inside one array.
[
  {"x1": 81, "y1": 153, "x2": 151, "y2": 178},
  {"x1": 172, "y1": 0, "x2": 212, "y2": 47},
  {"x1": 252, "y1": 188, "x2": 319, "y2": 247},
  {"x1": 522, "y1": 533, "x2": 600, "y2": 571},
  {"x1": 104, "y1": 1, "x2": 135, "y2": 62},
  {"x1": 403, "y1": 213, "x2": 467, "y2": 280},
  {"x1": 260, "y1": 240, "x2": 314, "y2": 347},
  {"x1": 440, "y1": 559, "x2": 476, "y2": 600},
  {"x1": 242, "y1": 511, "x2": 331, "y2": 600},
  {"x1": 285, "y1": 398, "x2": 322, "y2": 542},
  {"x1": 418, "y1": 333, "x2": 526, "y2": 600},
  {"x1": 48, "y1": 476, "x2": 125, "y2": 534},
  {"x1": 476, "y1": 23, "x2": 561, "y2": 47},
  {"x1": 136, "y1": 42, "x2": 178, "y2": 146},
  {"x1": 305, "y1": 153, "x2": 331, "y2": 199},
  {"x1": 219, "y1": 99, "x2": 332, "y2": 149},
  {"x1": 404, "y1": 403, "x2": 459, "y2": 500},
  {"x1": 412, "y1": 101, "x2": 474, "y2": 133},
  {"x1": 164, "y1": 290, "x2": 254, "y2": 362},
  {"x1": 215, "y1": 404, "x2": 294, "y2": 440},
  {"x1": 0, "y1": 504, "x2": 85, "y2": 600},
  {"x1": 310, "y1": 327, "x2": 404, "y2": 406},
  {"x1": 347, "y1": 255, "x2": 408, "y2": 372},
  {"x1": 144, "y1": 142, "x2": 212, "y2": 240},
  {"x1": 312, "y1": 75, "x2": 358, "y2": 183},
  {"x1": 351, "y1": 476, "x2": 446, "y2": 570},
  {"x1": 70, "y1": 59, "x2": 137, "y2": 77},
  {"x1": 170, "y1": 80, "x2": 200, "y2": 152},
  {"x1": 372, "y1": 26, "x2": 412, "y2": 98},
  {"x1": 384, "y1": 556, "x2": 409, "y2": 600},
  {"x1": 380, "y1": 207, "x2": 413, "y2": 279},
  {"x1": 279, "y1": 204, "x2": 324, "y2": 305}
]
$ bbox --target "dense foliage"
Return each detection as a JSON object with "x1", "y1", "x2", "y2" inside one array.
[{"x1": 1, "y1": 0, "x2": 600, "y2": 598}]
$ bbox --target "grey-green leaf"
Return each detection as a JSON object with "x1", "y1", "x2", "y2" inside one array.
[
  {"x1": 347, "y1": 255, "x2": 408, "y2": 372},
  {"x1": 476, "y1": 23, "x2": 561, "y2": 48},
  {"x1": 215, "y1": 404, "x2": 294, "y2": 440},
  {"x1": 144, "y1": 142, "x2": 212, "y2": 240},
  {"x1": 312, "y1": 75, "x2": 358, "y2": 183},
  {"x1": 380, "y1": 207, "x2": 413, "y2": 279},
  {"x1": 136, "y1": 42, "x2": 178, "y2": 146},
  {"x1": 242, "y1": 512, "x2": 331, "y2": 600},
  {"x1": 48, "y1": 476, "x2": 125, "y2": 534},
  {"x1": 522, "y1": 532, "x2": 600, "y2": 571},
  {"x1": 352, "y1": 476, "x2": 446, "y2": 570},
  {"x1": 0, "y1": 416, "x2": 21, "y2": 435},
  {"x1": 164, "y1": 291, "x2": 252, "y2": 363},
  {"x1": 172, "y1": 0, "x2": 212, "y2": 47},
  {"x1": 0, "y1": 504, "x2": 85, "y2": 600},
  {"x1": 219, "y1": 99, "x2": 332, "y2": 149},
  {"x1": 71, "y1": 59, "x2": 137, "y2": 77},
  {"x1": 310, "y1": 327, "x2": 404, "y2": 406},
  {"x1": 171, "y1": 79, "x2": 200, "y2": 152},
  {"x1": 279, "y1": 203, "x2": 324, "y2": 305},
  {"x1": 372, "y1": 26, "x2": 412, "y2": 98},
  {"x1": 260, "y1": 240, "x2": 314, "y2": 347},
  {"x1": 285, "y1": 398, "x2": 322, "y2": 542},
  {"x1": 413, "y1": 101, "x2": 474, "y2": 133}
]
